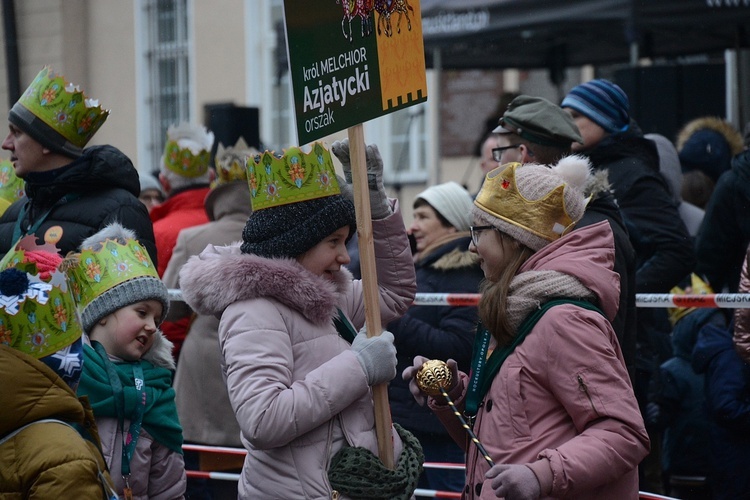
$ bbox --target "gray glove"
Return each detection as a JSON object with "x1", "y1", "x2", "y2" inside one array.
[
  {"x1": 351, "y1": 328, "x2": 397, "y2": 386},
  {"x1": 485, "y1": 464, "x2": 541, "y2": 500},
  {"x1": 331, "y1": 139, "x2": 391, "y2": 219}
]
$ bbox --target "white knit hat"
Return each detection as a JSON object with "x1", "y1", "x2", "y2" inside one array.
[
  {"x1": 473, "y1": 156, "x2": 591, "y2": 251},
  {"x1": 416, "y1": 181, "x2": 473, "y2": 231}
]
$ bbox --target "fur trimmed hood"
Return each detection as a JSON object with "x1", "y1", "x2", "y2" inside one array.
[
  {"x1": 179, "y1": 243, "x2": 352, "y2": 326},
  {"x1": 142, "y1": 330, "x2": 176, "y2": 370}
]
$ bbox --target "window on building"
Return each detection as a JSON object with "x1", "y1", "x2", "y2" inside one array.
[{"x1": 142, "y1": 0, "x2": 191, "y2": 171}]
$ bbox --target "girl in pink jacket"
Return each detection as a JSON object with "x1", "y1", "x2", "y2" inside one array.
[{"x1": 406, "y1": 157, "x2": 650, "y2": 499}]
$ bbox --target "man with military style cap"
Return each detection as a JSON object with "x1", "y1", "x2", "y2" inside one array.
[
  {"x1": 490, "y1": 95, "x2": 583, "y2": 167},
  {"x1": 485, "y1": 93, "x2": 638, "y2": 382}
]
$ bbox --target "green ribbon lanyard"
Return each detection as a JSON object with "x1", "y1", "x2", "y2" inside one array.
[
  {"x1": 12, "y1": 193, "x2": 81, "y2": 243},
  {"x1": 465, "y1": 299, "x2": 604, "y2": 417},
  {"x1": 93, "y1": 342, "x2": 146, "y2": 483},
  {"x1": 333, "y1": 307, "x2": 357, "y2": 344}
]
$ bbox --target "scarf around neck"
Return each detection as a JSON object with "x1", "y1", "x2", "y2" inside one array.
[{"x1": 78, "y1": 344, "x2": 183, "y2": 454}]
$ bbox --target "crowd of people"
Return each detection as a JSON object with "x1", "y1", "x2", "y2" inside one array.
[{"x1": 1, "y1": 65, "x2": 749, "y2": 500}]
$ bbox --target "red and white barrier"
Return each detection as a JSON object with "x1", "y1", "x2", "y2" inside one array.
[{"x1": 169, "y1": 289, "x2": 750, "y2": 309}]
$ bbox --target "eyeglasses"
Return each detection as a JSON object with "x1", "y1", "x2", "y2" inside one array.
[
  {"x1": 491, "y1": 144, "x2": 521, "y2": 162},
  {"x1": 470, "y1": 225, "x2": 495, "y2": 247}
]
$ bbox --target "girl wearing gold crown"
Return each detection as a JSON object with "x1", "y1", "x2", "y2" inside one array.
[
  {"x1": 405, "y1": 157, "x2": 650, "y2": 499},
  {"x1": 179, "y1": 141, "x2": 421, "y2": 499}
]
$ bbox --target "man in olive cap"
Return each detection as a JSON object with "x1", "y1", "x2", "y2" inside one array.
[
  {"x1": 489, "y1": 95, "x2": 583, "y2": 166},
  {"x1": 487, "y1": 94, "x2": 638, "y2": 380}
]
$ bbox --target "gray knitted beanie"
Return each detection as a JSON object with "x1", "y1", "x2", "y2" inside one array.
[
  {"x1": 241, "y1": 194, "x2": 356, "y2": 258},
  {"x1": 75, "y1": 223, "x2": 169, "y2": 331}
]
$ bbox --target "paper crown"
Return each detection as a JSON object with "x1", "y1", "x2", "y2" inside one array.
[
  {"x1": 163, "y1": 122, "x2": 214, "y2": 178},
  {"x1": 16, "y1": 66, "x2": 109, "y2": 148},
  {"x1": 66, "y1": 236, "x2": 159, "y2": 312},
  {"x1": 474, "y1": 162, "x2": 575, "y2": 242},
  {"x1": 212, "y1": 138, "x2": 258, "y2": 188},
  {"x1": 247, "y1": 142, "x2": 341, "y2": 211},
  {"x1": 0, "y1": 237, "x2": 82, "y2": 359},
  {"x1": 0, "y1": 159, "x2": 25, "y2": 203},
  {"x1": 668, "y1": 273, "x2": 714, "y2": 326}
]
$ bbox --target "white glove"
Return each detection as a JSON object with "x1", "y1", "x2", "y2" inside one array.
[
  {"x1": 485, "y1": 464, "x2": 541, "y2": 500},
  {"x1": 351, "y1": 329, "x2": 397, "y2": 386},
  {"x1": 331, "y1": 139, "x2": 391, "y2": 219}
]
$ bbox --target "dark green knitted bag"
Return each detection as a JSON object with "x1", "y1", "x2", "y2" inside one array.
[{"x1": 327, "y1": 423, "x2": 424, "y2": 500}]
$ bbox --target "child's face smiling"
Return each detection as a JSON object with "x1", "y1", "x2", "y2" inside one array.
[
  {"x1": 296, "y1": 226, "x2": 351, "y2": 281},
  {"x1": 91, "y1": 300, "x2": 163, "y2": 361}
]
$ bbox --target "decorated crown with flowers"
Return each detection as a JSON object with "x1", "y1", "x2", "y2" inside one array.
[
  {"x1": 247, "y1": 142, "x2": 341, "y2": 211},
  {"x1": 162, "y1": 122, "x2": 214, "y2": 178},
  {"x1": 64, "y1": 224, "x2": 169, "y2": 332},
  {"x1": 0, "y1": 237, "x2": 82, "y2": 359},
  {"x1": 15, "y1": 66, "x2": 109, "y2": 149},
  {"x1": 0, "y1": 159, "x2": 25, "y2": 205}
]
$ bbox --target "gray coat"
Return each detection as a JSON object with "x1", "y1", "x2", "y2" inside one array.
[{"x1": 162, "y1": 181, "x2": 250, "y2": 446}]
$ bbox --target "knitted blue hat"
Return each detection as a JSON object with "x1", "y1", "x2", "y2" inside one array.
[
  {"x1": 678, "y1": 128, "x2": 733, "y2": 182},
  {"x1": 562, "y1": 79, "x2": 630, "y2": 134}
]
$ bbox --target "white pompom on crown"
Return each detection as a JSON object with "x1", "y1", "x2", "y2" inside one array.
[{"x1": 551, "y1": 154, "x2": 592, "y2": 190}]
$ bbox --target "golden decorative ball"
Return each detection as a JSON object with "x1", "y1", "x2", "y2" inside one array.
[{"x1": 416, "y1": 359, "x2": 453, "y2": 396}]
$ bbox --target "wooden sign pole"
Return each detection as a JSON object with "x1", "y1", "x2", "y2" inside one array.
[{"x1": 347, "y1": 123, "x2": 394, "y2": 469}]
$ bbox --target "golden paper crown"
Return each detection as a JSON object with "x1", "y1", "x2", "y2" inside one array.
[
  {"x1": 0, "y1": 159, "x2": 25, "y2": 204},
  {"x1": 246, "y1": 142, "x2": 341, "y2": 211},
  {"x1": 163, "y1": 122, "x2": 214, "y2": 178},
  {"x1": 66, "y1": 237, "x2": 159, "y2": 312},
  {"x1": 474, "y1": 163, "x2": 575, "y2": 243},
  {"x1": 212, "y1": 138, "x2": 258, "y2": 188},
  {"x1": 0, "y1": 237, "x2": 82, "y2": 359},
  {"x1": 16, "y1": 66, "x2": 109, "y2": 148},
  {"x1": 668, "y1": 273, "x2": 714, "y2": 326}
]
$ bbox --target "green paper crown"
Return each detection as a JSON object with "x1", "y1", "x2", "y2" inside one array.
[
  {"x1": 162, "y1": 122, "x2": 214, "y2": 178},
  {"x1": 247, "y1": 142, "x2": 341, "y2": 211},
  {"x1": 0, "y1": 159, "x2": 25, "y2": 204},
  {"x1": 0, "y1": 239, "x2": 82, "y2": 359},
  {"x1": 164, "y1": 139, "x2": 211, "y2": 178},
  {"x1": 67, "y1": 238, "x2": 159, "y2": 311},
  {"x1": 17, "y1": 66, "x2": 109, "y2": 148}
]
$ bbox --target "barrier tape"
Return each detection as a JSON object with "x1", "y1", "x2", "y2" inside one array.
[
  {"x1": 183, "y1": 445, "x2": 677, "y2": 499},
  {"x1": 169, "y1": 289, "x2": 750, "y2": 308}
]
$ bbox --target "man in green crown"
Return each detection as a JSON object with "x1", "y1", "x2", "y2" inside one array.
[{"x1": 0, "y1": 66, "x2": 156, "y2": 263}]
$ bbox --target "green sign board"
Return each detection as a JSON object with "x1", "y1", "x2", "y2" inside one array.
[{"x1": 283, "y1": 0, "x2": 428, "y2": 144}]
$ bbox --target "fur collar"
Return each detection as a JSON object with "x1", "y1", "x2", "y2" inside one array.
[{"x1": 179, "y1": 244, "x2": 352, "y2": 326}]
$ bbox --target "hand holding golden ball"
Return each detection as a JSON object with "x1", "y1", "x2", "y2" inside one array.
[{"x1": 416, "y1": 359, "x2": 454, "y2": 396}]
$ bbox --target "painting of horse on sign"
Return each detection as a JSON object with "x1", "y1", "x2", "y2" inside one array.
[{"x1": 336, "y1": 0, "x2": 414, "y2": 41}]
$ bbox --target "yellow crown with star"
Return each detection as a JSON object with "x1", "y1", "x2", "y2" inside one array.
[
  {"x1": 246, "y1": 142, "x2": 341, "y2": 211},
  {"x1": 15, "y1": 66, "x2": 109, "y2": 149},
  {"x1": 668, "y1": 273, "x2": 714, "y2": 326},
  {"x1": 0, "y1": 237, "x2": 82, "y2": 359},
  {"x1": 474, "y1": 159, "x2": 590, "y2": 251}
]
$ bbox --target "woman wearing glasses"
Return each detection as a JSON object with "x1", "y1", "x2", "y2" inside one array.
[{"x1": 404, "y1": 157, "x2": 649, "y2": 499}]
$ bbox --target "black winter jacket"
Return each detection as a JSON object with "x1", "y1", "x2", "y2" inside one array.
[
  {"x1": 585, "y1": 131, "x2": 695, "y2": 293},
  {"x1": 0, "y1": 145, "x2": 156, "y2": 264},
  {"x1": 388, "y1": 235, "x2": 483, "y2": 435},
  {"x1": 695, "y1": 149, "x2": 750, "y2": 292}
]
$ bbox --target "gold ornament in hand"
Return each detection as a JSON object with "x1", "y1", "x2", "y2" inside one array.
[{"x1": 416, "y1": 359, "x2": 453, "y2": 396}]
